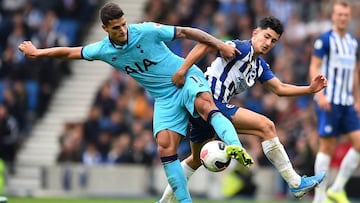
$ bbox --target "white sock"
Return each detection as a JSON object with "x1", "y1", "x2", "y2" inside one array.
[
  {"x1": 261, "y1": 137, "x2": 301, "y2": 188},
  {"x1": 330, "y1": 148, "x2": 360, "y2": 192},
  {"x1": 159, "y1": 160, "x2": 195, "y2": 203},
  {"x1": 314, "y1": 152, "x2": 331, "y2": 203}
]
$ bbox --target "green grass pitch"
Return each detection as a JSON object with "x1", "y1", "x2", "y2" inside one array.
[{"x1": 5, "y1": 197, "x2": 360, "y2": 203}]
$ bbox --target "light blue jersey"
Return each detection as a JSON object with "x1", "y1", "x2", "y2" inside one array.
[{"x1": 81, "y1": 22, "x2": 210, "y2": 137}]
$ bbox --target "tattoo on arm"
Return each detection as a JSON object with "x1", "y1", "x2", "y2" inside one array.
[{"x1": 176, "y1": 27, "x2": 221, "y2": 49}]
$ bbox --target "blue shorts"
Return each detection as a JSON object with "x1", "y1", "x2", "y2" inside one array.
[
  {"x1": 153, "y1": 68, "x2": 211, "y2": 137},
  {"x1": 314, "y1": 102, "x2": 360, "y2": 137},
  {"x1": 189, "y1": 100, "x2": 239, "y2": 143}
]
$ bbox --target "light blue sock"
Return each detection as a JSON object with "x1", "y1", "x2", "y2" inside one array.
[
  {"x1": 209, "y1": 112, "x2": 242, "y2": 146},
  {"x1": 161, "y1": 156, "x2": 192, "y2": 203}
]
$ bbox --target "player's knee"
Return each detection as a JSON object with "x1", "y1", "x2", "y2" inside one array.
[
  {"x1": 156, "y1": 132, "x2": 177, "y2": 156},
  {"x1": 258, "y1": 116, "x2": 276, "y2": 138},
  {"x1": 194, "y1": 92, "x2": 216, "y2": 118},
  {"x1": 319, "y1": 143, "x2": 336, "y2": 155},
  {"x1": 157, "y1": 143, "x2": 177, "y2": 157},
  {"x1": 351, "y1": 141, "x2": 360, "y2": 152}
]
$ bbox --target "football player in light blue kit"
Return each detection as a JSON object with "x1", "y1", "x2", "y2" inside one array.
[
  {"x1": 18, "y1": 2, "x2": 254, "y2": 203},
  {"x1": 159, "y1": 16, "x2": 327, "y2": 203},
  {"x1": 309, "y1": 1, "x2": 360, "y2": 203}
]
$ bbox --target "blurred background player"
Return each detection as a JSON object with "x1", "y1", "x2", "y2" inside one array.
[
  {"x1": 158, "y1": 16, "x2": 327, "y2": 203},
  {"x1": 309, "y1": 1, "x2": 360, "y2": 203}
]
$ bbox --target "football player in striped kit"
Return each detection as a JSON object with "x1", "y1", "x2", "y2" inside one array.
[
  {"x1": 309, "y1": 1, "x2": 360, "y2": 203},
  {"x1": 158, "y1": 16, "x2": 327, "y2": 203}
]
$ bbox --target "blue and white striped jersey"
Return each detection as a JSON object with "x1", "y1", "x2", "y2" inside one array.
[
  {"x1": 204, "y1": 40, "x2": 275, "y2": 103},
  {"x1": 313, "y1": 30, "x2": 359, "y2": 105}
]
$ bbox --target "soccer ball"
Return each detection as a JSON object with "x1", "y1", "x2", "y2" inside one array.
[{"x1": 200, "y1": 140, "x2": 231, "y2": 172}]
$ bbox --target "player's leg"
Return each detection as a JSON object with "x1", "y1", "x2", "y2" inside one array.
[
  {"x1": 313, "y1": 137, "x2": 336, "y2": 203},
  {"x1": 153, "y1": 98, "x2": 192, "y2": 203},
  {"x1": 194, "y1": 92, "x2": 253, "y2": 166},
  {"x1": 327, "y1": 145, "x2": 359, "y2": 203},
  {"x1": 328, "y1": 134, "x2": 360, "y2": 196},
  {"x1": 326, "y1": 106, "x2": 360, "y2": 203},
  {"x1": 232, "y1": 107, "x2": 325, "y2": 198},
  {"x1": 313, "y1": 103, "x2": 340, "y2": 203},
  {"x1": 158, "y1": 138, "x2": 211, "y2": 203},
  {"x1": 327, "y1": 142, "x2": 359, "y2": 203},
  {"x1": 182, "y1": 72, "x2": 253, "y2": 167},
  {"x1": 156, "y1": 130, "x2": 191, "y2": 203}
]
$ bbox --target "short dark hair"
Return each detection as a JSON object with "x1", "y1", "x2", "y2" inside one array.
[
  {"x1": 258, "y1": 16, "x2": 284, "y2": 36},
  {"x1": 333, "y1": 0, "x2": 351, "y2": 11},
  {"x1": 100, "y1": 2, "x2": 124, "y2": 25}
]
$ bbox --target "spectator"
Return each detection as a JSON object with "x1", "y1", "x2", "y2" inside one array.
[
  {"x1": 82, "y1": 142, "x2": 102, "y2": 166},
  {"x1": 83, "y1": 105, "x2": 102, "y2": 144},
  {"x1": 0, "y1": 104, "x2": 19, "y2": 174}
]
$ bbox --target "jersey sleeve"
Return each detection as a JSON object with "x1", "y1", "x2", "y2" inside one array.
[
  {"x1": 258, "y1": 58, "x2": 275, "y2": 83},
  {"x1": 216, "y1": 39, "x2": 250, "y2": 59},
  {"x1": 313, "y1": 34, "x2": 329, "y2": 58},
  {"x1": 81, "y1": 41, "x2": 104, "y2": 61},
  {"x1": 141, "y1": 22, "x2": 176, "y2": 42}
]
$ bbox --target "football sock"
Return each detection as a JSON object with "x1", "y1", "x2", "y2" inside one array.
[
  {"x1": 159, "y1": 161, "x2": 195, "y2": 203},
  {"x1": 330, "y1": 147, "x2": 360, "y2": 192},
  {"x1": 208, "y1": 110, "x2": 242, "y2": 146},
  {"x1": 161, "y1": 155, "x2": 192, "y2": 203},
  {"x1": 314, "y1": 152, "x2": 331, "y2": 203},
  {"x1": 261, "y1": 137, "x2": 301, "y2": 188}
]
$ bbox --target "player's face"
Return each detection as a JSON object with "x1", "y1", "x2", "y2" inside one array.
[
  {"x1": 251, "y1": 28, "x2": 279, "y2": 55},
  {"x1": 332, "y1": 4, "x2": 351, "y2": 32},
  {"x1": 102, "y1": 16, "x2": 128, "y2": 45}
]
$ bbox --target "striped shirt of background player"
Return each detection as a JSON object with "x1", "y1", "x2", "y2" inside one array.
[{"x1": 314, "y1": 30, "x2": 359, "y2": 105}]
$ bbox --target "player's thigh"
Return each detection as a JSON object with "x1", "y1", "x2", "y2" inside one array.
[
  {"x1": 231, "y1": 107, "x2": 275, "y2": 138},
  {"x1": 182, "y1": 70, "x2": 212, "y2": 119},
  {"x1": 318, "y1": 136, "x2": 337, "y2": 155},
  {"x1": 153, "y1": 98, "x2": 189, "y2": 138}
]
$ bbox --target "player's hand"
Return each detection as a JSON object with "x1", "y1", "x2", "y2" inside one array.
[
  {"x1": 317, "y1": 93, "x2": 331, "y2": 112},
  {"x1": 309, "y1": 75, "x2": 327, "y2": 93},
  {"x1": 172, "y1": 70, "x2": 186, "y2": 87},
  {"x1": 219, "y1": 42, "x2": 241, "y2": 61},
  {"x1": 354, "y1": 102, "x2": 360, "y2": 115},
  {"x1": 18, "y1": 41, "x2": 38, "y2": 58}
]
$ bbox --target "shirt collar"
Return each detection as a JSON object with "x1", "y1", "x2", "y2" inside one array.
[{"x1": 109, "y1": 29, "x2": 129, "y2": 49}]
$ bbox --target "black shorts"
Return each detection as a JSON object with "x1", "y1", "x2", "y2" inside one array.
[{"x1": 189, "y1": 100, "x2": 239, "y2": 143}]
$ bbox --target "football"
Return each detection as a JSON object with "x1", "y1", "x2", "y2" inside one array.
[{"x1": 200, "y1": 140, "x2": 231, "y2": 172}]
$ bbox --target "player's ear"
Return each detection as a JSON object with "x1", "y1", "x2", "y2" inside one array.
[
  {"x1": 252, "y1": 28, "x2": 259, "y2": 36},
  {"x1": 101, "y1": 24, "x2": 108, "y2": 32}
]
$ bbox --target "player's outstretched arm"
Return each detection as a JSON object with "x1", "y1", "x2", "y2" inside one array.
[
  {"x1": 264, "y1": 74, "x2": 327, "y2": 97},
  {"x1": 172, "y1": 43, "x2": 215, "y2": 87},
  {"x1": 18, "y1": 41, "x2": 83, "y2": 59},
  {"x1": 174, "y1": 26, "x2": 239, "y2": 60}
]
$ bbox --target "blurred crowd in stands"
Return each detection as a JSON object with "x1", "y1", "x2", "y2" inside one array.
[
  {"x1": 0, "y1": 0, "x2": 100, "y2": 173},
  {"x1": 2, "y1": 0, "x2": 360, "y2": 196}
]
